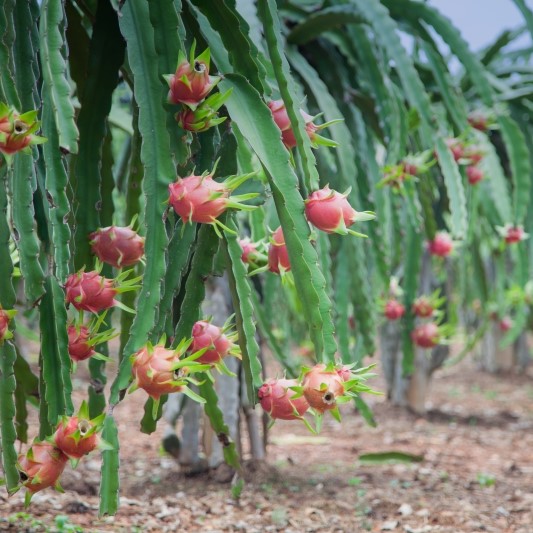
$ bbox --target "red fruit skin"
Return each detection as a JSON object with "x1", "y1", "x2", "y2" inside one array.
[
  {"x1": 336, "y1": 366, "x2": 352, "y2": 382},
  {"x1": 18, "y1": 442, "x2": 67, "y2": 493},
  {"x1": 0, "y1": 308, "x2": 10, "y2": 341},
  {"x1": 499, "y1": 317, "x2": 513, "y2": 332},
  {"x1": 258, "y1": 378, "x2": 309, "y2": 420},
  {"x1": 67, "y1": 325, "x2": 95, "y2": 362},
  {"x1": 445, "y1": 139, "x2": 464, "y2": 162},
  {"x1": 305, "y1": 186, "x2": 358, "y2": 234},
  {"x1": 302, "y1": 364, "x2": 345, "y2": 412},
  {"x1": 468, "y1": 112, "x2": 488, "y2": 132},
  {"x1": 168, "y1": 59, "x2": 214, "y2": 107},
  {"x1": 64, "y1": 271, "x2": 117, "y2": 313},
  {"x1": 403, "y1": 162, "x2": 418, "y2": 176},
  {"x1": 467, "y1": 166, "x2": 483, "y2": 185},
  {"x1": 384, "y1": 300, "x2": 405, "y2": 321},
  {"x1": 0, "y1": 116, "x2": 32, "y2": 155},
  {"x1": 90, "y1": 226, "x2": 144, "y2": 268},
  {"x1": 168, "y1": 175, "x2": 228, "y2": 224},
  {"x1": 268, "y1": 100, "x2": 316, "y2": 148},
  {"x1": 411, "y1": 323, "x2": 439, "y2": 349},
  {"x1": 428, "y1": 232, "x2": 453, "y2": 257},
  {"x1": 191, "y1": 321, "x2": 232, "y2": 364},
  {"x1": 132, "y1": 345, "x2": 183, "y2": 400},
  {"x1": 412, "y1": 297, "x2": 434, "y2": 318},
  {"x1": 268, "y1": 226, "x2": 291, "y2": 274},
  {"x1": 239, "y1": 239, "x2": 258, "y2": 264},
  {"x1": 505, "y1": 227, "x2": 524, "y2": 244},
  {"x1": 53, "y1": 417, "x2": 98, "y2": 459}
]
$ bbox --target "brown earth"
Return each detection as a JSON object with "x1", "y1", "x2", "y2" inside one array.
[{"x1": 1, "y1": 356, "x2": 532, "y2": 533}]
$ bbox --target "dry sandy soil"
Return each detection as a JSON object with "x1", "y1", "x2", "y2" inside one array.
[{"x1": 1, "y1": 356, "x2": 532, "y2": 533}]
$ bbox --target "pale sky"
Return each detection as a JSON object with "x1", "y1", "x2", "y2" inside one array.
[{"x1": 429, "y1": 0, "x2": 532, "y2": 50}]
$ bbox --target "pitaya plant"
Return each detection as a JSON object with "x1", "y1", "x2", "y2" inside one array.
[
  {"x1": 52, "y1": 402, "x2": 109, "y2": 461},
  {"x1": 17, "y1": 441, "x2": 68, "y2": 503},
  {"x1": 304, "y1": 185, "x2": 375, "y2": 237},
  {"x1": 466, "y1": 166, "x2": 484, "y2": 185},
  {"x1": 175, "y1": 90, "x2": 232, "y2": 133},
  {"x1": 164, "y1": 44, "x2": 219, "y2": 109},
  {"x1": 67, "y1": 317, "x2": 116, "y2": 363},
  {"x1": 267, "y1": 226, "x2": 291, "y2": 275},
  {"x1": 499, "y1": 225, "x2": 528, "y2": 245},
  {"x1": 89, "y1": 224, "x2": 145, "y2": 269},
  {"x1": 168, "y1": 171, "x2": 258, "y2": 236},
  {"x1": 411, "y1": 322, "x2": 441, "y2": 349}
]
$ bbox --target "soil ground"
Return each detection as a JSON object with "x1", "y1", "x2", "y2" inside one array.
[{"x1": 1, "y1": 356, "x2": 532, "y2": 533}]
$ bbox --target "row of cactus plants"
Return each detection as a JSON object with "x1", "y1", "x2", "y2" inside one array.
[{"x1": 1, "y1": 0, "x2": 533, "y2": 516}]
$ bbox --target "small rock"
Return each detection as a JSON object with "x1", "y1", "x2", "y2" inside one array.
[
  {"x1": 398, "y1": 503, "x2": 413, "y2": 516},
  {"x1": 496, "y1": 506, "x2": 509, "y2": 517},
  {"x1": 382, "y1": 520, "x2": 399, "y2": 531}
]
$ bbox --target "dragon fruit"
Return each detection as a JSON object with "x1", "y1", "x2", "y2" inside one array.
[
  {"x1": 65, "y1": 271, "x2": 117, "y2": 313},
  {"x1": 89, "y1": 225, "x2": 145, "y2": 268},
  {"x1": 499, "y1": 316, "x2": 513, "y2": 332},
  {"x1": 384, "y1": 299, "x2": 405, "y2": 321},
  {"x1": 0, "y1": 307, "x2": 16, "y2": 342},
  {"x1": 0, "y1": 103, "x2": 46, "y2": 161},
  {"x1": 301, "y1": 363, "x2": 346, "y2": 412},
  {"x1": 466, "y1": 166, "x2": 483, "y2": 185},
  {"x1": 428, "y1": 232, "x2": 453, "y2": 257},
  {"x1": 504, "y1": 225, "x2": 527, "y2": 244},
  {"x1": 17, "y1": 441, "x2": 67, "y2": 495},
  {"x1": 258, "y1": 378, "x2": 309, "y2": 420},
  {"x1": 53, "y1": 402, "x2": 106, "y2": 460},
  {"x1": 168, "y1": 172, "x2": 257, "y2": 233},
  {"x1": 268, "y1": 99, "x2": 339, "y2": 149},
  {"x1": 67, "y1": 324, "x2": 95, "y2": 362},
  {"x1": 268, "y1": 226, "x2": 291, "y2": 274},
  {"x1": 164, "y1": 46, "x2": 219, "y2": 109},
  {"x1": 412, "y1": 296, "x2": 434, "y2": 318},
  {"x1": 190, "y1": 320, "x2": 239, "y2": 365},
  {"x1": 444, "y1": 138, "x2": 465, "y2": 162},
  {"x1": 175, "y1": 90, "x2": 232, "y2": 133},
  {"x1": 304, "y1": 185, "x2": 374, "y2": 236},
  {"x1": 411, "y1": 323, "x2": 440, "y2": 349}
]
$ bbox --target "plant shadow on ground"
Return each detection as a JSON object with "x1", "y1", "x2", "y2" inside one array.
[{"x1": 1, "y1": 357, "x2": 532, "y2": 532}]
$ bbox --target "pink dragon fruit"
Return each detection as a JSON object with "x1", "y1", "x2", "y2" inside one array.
[
  {"x1": 301, "y1": 364, "x2": 346, "y2": 412},
  {"x1": 164, "y1": 46, "x2": 219, "y2": 109},
  {"x1": 67, "y1": 324, "x2": 95, "y2": 362},
  {"x1": 467, "y1": 166, "x2": 483, "y2": 185},
  {"x1": 65, "y1": 271, "x2": 117, "y2": 313},
  {"x1": 89, "y1": 225, "x2": 145, "y2": 268},
  {"x1": 411, "y1": 323, "x2": 440, "y2": 349},
  {"x1": 412, "y1": 296, "x2": 434, "y2": 318},
  {"x1": 304, "y1": 185, "x2": 374, "y2": 236},
  {"x1": 190, "y1": 320, "x2": 238, "y2": 365},
  {"x1": 18, "y1": 441, "x2": 67, "y2": 495},
  {"x1": 384, "y1": 299, "x2": 405, "y2": 321},
  {"x1": 258, "y1": 378, "x2": 309, "y2": 420},
  {"x1": 268, "y1": 226, "x2": 291, "y2": 274},
  {"x1": 504, "y1": 226, "x2": 527, "y2": 244},
  {"x1": 0, "y1": 307, "x2": 16, "y2": 342},
  {"x1": 428, "y1": 232, "x2": 453, "y2": 257}
]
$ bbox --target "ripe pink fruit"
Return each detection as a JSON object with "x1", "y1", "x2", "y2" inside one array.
[
  {"x1": 304, "y1": 186, "x2": 373, "y2": 235},
  {"x1": 428, "y1": 232, "x2": 453, "y2": 257},
  {"x1": 467, "y1": 166, "x2": 483, "y2": 185},
  {"x1": 18, "y1": 442, "x2": 67, "y2": 494},
  {"x1": 191, "y1": 320, "x2": 234, "y2": 365},
  {"x1": 505, "y1": 226, "x2": 525, "y2": 244},
  {"x1": 168, "y1": 175, "x2": 228, "y2": 224},
  {"x1": 336, "y1": 365, "x2": 352, "y2": 382},
  {"x1": 166, "y1": 49, "x2": 219, "y2": 108},
  {"x1": 403, "y1": 162, "x2": 418, "y2": 176},
  {"x1": 53, "y1": 416, "x2": 99, "y2": 459},
  {"x1": 258, "y1": 378, "x2": 309, "y2": 420},
  {"x1": 67, "y1": 325, "x2": 95, "y2": 362},
  {"x1": 411, "y1": 323, "x2": 440, "y2": 349},
  {"x1": 89, "y1": 226, "x2": 144, "y2": 268},
  {"x1": 468, "y1": 111, "x2": 488, "y2": 131},
  {"x1": 239, "y1": 238, "x2": 258, "y2": 264},
  {"x1": 0, "y1": 105, "x2": 46, "y2": 159},
  {"x1": 131, "y1": 345, "x2": 184, "y2": 400},
  {"x1": 302, "y1": 364, "x2": 345, "y2": 412},
  {"x1": 268, "y1": 226, "x2": 291, "y2": 274},
  {"x1": 0, "y1": 308, "x2": 12, "y2": 341},
  {"x1": 445, "y1": 138, "x2": 464, "y2": 162},
  {"x1": 268, "y1": 100, "x2": 318, "y2": 149},
  {"x1": 499, "y1": 316, "x2": 513, "y2": 332},
  {"x1": 64, "y1": 271, "x2": 117, "y2": 313},
  {"x1": 412, "y1": 296, "x2": 434, "y2": 318},
  {"x1": 384, "y1": 299, "x2": 405, "y2": 320}
]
